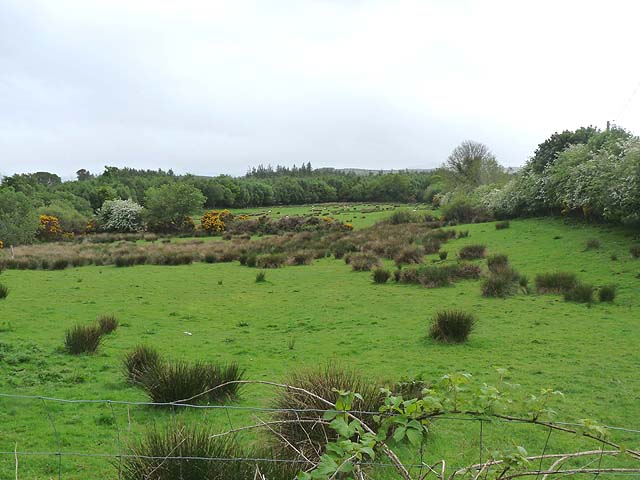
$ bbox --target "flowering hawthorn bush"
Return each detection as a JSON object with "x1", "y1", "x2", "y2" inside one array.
[{"x1": 97, "y1": 199, "x2": 144, "y2": 232}]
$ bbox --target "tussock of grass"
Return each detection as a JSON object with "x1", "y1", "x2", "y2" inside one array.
[
  {"x1": 429, "y1": 310, "x2": 475, "y2": 343},
  {"x1": 535, "y1": 272, "x2": 578, "y2": 293},
  {"x1": 458, "y1": 244, "x2": 486, "y2": 260},
  {"x1": 564, "y1": 283, "x2": 594, "y2": 304},
  {"x1": 97, "y1": 314, "x2": 118, "y2": 334},
  {"x1": 122, "y1": 422, "x2": 300, "y2": 480},
  {"x1": 272, "y1": 363, "x2": 382, "y2": 460},
  {"x1": 141, "y1": 360, "x2": 244, "y2": 404},
  {"x1": 598, "y1": 284, "x2": 617, "y2": 302},
  {"x1": 398, "y1": 263, "x2": 481, "y2": 288},
  {"x1": 65, "y1": 324, "x2": 102, "y2": 354},
  {"x1": 123, "y1": 345, "x2": 163, "y2": 383},
  {"x1": 372, "y1": 268, "x2": 391, "y2": 284}
]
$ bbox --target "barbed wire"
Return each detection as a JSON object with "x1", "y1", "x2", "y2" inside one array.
[{"x1": 1, "y1": 392, "x2": 639, "y2": 433}]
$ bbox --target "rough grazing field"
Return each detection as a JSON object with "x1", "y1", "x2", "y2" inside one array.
[{"x1": 0, "y1": 215, "x2": 639, "y2": 478}]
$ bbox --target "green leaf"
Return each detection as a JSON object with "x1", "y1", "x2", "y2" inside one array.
[
  {"x1": 406, "y1": 427, "x2": 423, "y2": 446},
  {"x1": 393, "y1": 426, "x2": 407, "y2": 443}
]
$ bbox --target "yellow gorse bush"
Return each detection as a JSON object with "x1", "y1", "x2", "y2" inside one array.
[
  {"x1": 201, "y1": 209, "x2": 233, "y2": 232},
  {"x1": 38, "y1": 214, "x2": 63, "y2": 240}
]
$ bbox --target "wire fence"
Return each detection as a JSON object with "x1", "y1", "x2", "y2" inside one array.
[{"x1": 1, "y1": 391, "x2": 639, "y2": 479}]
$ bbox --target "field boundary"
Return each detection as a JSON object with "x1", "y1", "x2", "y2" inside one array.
[{"x1": 2, "y1": 392, "x2": 640, "y2": 479}]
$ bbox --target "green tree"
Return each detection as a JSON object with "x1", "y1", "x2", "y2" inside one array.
[
  {"x1": 144, "y1": 183, "x2": 205, "y2": 232},
  {"x1": 445, "y1": 140, "x2": 506, "y2": 187},
  {"x1": 529, "y1": 126, "x2": 598, "y2": 173},
  {"x1": 0, "y1": 188, "x2": 40, "y2": 245}
]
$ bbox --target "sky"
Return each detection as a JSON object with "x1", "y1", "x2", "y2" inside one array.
[{"x1": 1, "y1": 0, "x2": 639, "y2": 179}]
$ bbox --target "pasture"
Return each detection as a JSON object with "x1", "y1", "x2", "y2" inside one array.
[{"x1": 0, "y1": 210, "x2": 639, "y2": 478}]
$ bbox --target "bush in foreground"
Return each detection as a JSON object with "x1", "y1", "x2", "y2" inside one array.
[
  {"x1": 65, "y1": 324, "x2": 102, "y2": 354},
  {"x1": 97, "y1": 314, "x2": 118, "y2": 334},
  {"x1": 458, "y1": 244, "x2": 486, "y2": 260},
  {"x1": 122, "y1": 422, "x2": 300, "y2": 480},
  {"x1": 124, "y1": 345, "x2": 163, "y2": 383},
  {"x1": 141, "y1": 361, "x2": 244, "y2": 404},
  {"x1": 429, "y1": 309, "x2": 475, "y2": 343},
  {"x1": 255, "y1": 271, "x2": 266, "y2": 283},
  {"x1": 564, "y1": 282, "x2": 594, "y2": 304},
  {"x1": 0, "y1": 283, "x2": 8, "y2": 299},
  {"x1": 272, "y1": 363, "x2": 382, "y2": 460},
  {"x1": 535, "y1": 272, "x2": 578, "y2": 293},
  {"x1": 598, "y1": 284, "x2": 617, "y2": 302}
]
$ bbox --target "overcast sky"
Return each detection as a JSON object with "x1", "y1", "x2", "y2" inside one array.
[{"x1": 1, "y1": 0, "x2": 639, "y2": 179}]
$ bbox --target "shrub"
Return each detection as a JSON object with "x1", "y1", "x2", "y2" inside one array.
[
  {"x1": 255, "y1": 253, "x2": 286, "y2": 269},
  {"x1": 441, "y1": 196, "x2": 482, "y2": 223},
  {"x1": 535, "y1": 272, "x2": 578, "y2": 293},
  {"x1": 585, "y1": 238, "x2": 601, "y2": 250},
  {"x1": 141, "y1": 361, "x2": 244, "y2": 404},
  {"x1": 394, "y1": 247, "x2": 424, "y2": 266},
  {"x1": 272, "y1": 363, "x2": 382, "y2": 460},
  {"x1": 487, "y1": 254, "x2": 509, "y2": 273},
  {"x1": 255, "y1": 271, "x2": 266, "y2": 283},
  {"x1": 564, "y1": 282, "x2": 594, "y2": 304},
  {"x1": 0, "y1": 283, "x2": 8, "y2": 299},
  {"x1": 121, "y1": 423, "x2": 299, "y2": 480},
  {"x1": 598, "y1": 284, "x2": 617, "y2": 302},
  {"x1": 457, "y1": 230, "x2": 469, "y2": 238},
  {"x1": 348, "y1": 253, "x2": 380, "y2": 272},
  {"x1": 97, "y1": 314, "x2": 118, "y2": 334},
  {"x1": 372, "y1": 268, "x2": 391, "y2": 284},
  {"x1": 438, "y1": 251, "x2": 448, "y2": 260},
  {"x1": 458, "y1": 244, "x2": 486, "y2": 260},
  {"x1": 630, "y1": 245, "x2": 640, "y2": 258},
  {"x1": 332, "y1": 239, "x2": 357, "y2": 259},
  {"x1": 64, "y1": 324, "x2": 102, "y2": 354},
  {"x1": 288, "y1": 251, "x2": 314, "y2": 266},
  {"x1": 429, "y1": 310, "x2": 475, "y2": 343},
  {"x1": 495, "y1": 221, "x2": 510, "y2": 230},
  {"x1": 389, "y1": 210, "x2": 420, "y2": 224},
  {"x1": 124, "y1": 345, "x2": 163, "y2": 383},
  {"x1": 421, "y1": 237, "x2": 442, "y2": 254}
]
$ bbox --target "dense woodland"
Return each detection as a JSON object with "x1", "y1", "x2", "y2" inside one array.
[{"x1": 0, "y1": 124, "x2": 638, "y2": 245}]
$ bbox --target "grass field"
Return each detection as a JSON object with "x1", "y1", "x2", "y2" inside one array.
[{"x1": 0, "y1": 213, "x2": 639, "y2": 478}]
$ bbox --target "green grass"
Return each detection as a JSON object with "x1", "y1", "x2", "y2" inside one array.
[{"x1": 0, "y1": 216, "x2": 639, "y2": 477}]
